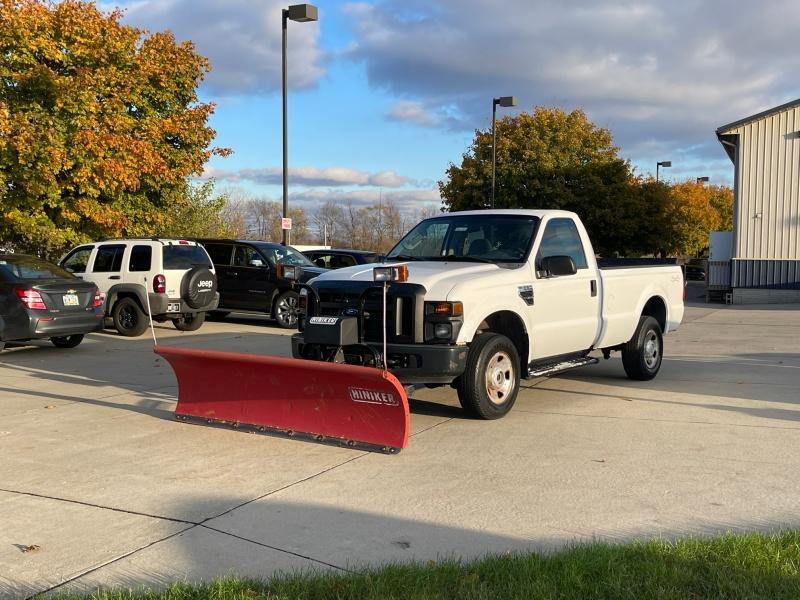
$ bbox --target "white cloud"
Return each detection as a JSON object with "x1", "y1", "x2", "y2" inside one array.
[
  {"x1": 344, "y1": 0, "x2": 800, "y2": 162},
  {"x1": 205, "y1": 165, "x2": 414, "y2": 188},
  {"x1": 117, "y1": 0, "x2": 324, "y2": 95},
  {"x1": 387, "y1": 100, "x2": 437, "y2": 127}
]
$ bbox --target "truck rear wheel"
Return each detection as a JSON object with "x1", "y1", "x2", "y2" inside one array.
[
  {"x1": 456, "y1": 333, "x2": 520, "y2": 420},
  {"x1": 622, "y1": 316, "x2": 663, "y2": 380}
]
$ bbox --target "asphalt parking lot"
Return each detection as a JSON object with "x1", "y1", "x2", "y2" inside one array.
[{"x1": 2, "y1": 286, "x2": 800, "y2": 597}]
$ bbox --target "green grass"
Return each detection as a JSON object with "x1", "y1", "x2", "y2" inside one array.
[{"x1": 61, "y1": 531, "x2": 800, "y2": 600}]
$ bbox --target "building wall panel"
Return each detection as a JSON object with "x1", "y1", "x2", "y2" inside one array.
[{"x1": 729, "y1": 106, "x2": 800, "y2": 261}]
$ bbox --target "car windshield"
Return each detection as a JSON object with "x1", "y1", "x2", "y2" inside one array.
[
  {"x1": 386, "y1": 214, "x2": 540, "y2": 263},
  {"x1": 163, "y1": 244, "x2": 212, "y2": 269},
  {"x1": 258, "y1": 244, "x2": 315, "y2": 267},
  {"x1": 0, "y1": 255, "x2": 75, "y2": 281}
]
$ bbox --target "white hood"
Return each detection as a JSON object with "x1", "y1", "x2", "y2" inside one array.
[{"x1": 310, "y1": 261, "x2": 527, "y2": 300}]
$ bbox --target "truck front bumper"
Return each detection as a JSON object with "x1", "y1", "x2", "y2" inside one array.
[{"x1": 291, "y1": 333, "x2": 468, "y2": 385}]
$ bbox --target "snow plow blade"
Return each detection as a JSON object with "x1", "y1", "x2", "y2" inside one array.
[{"x1": 155, "y1": 346, "x2": 409, "y2": 453}]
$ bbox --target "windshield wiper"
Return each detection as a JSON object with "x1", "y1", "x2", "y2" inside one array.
[
  {"x1": 428, "y1": 256, "x2": 495, "y2": 264},
  {"x1": 386, "y1": 254, "x2": 424, "y2": 261}
]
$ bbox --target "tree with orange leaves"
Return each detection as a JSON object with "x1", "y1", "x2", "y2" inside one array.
[{"x1": 0, "y1": 0, "x2": 229, "y2": 256}]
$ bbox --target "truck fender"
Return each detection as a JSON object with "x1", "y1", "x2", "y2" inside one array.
[{"x1": 460, "y1": 308, "x2": 531, "y2": 373}]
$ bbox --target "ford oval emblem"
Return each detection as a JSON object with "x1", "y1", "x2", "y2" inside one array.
[{"x1": 343, "y1": 307, "x2": 359, "y2": 317}]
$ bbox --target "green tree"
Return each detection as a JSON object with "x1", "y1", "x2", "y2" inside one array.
[
  {"x1": 439, "y1": 107, "x2": 642, "y2": 255},
  {"x1": 0, "y1": 0, "x2": 229, "y2": 256},
  {"x1": 157, "y1": 181, "x2": 242, "y2": 240}
]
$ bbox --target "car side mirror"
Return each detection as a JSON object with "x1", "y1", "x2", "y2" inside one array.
[
  {"x1": 540, "y1": 255, "x2": 577, "y2": 277},
  {"x1": 249, "y1": 258, "x2": 265, "y2": 268}
]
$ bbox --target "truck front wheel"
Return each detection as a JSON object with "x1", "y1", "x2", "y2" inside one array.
[
  {"x1": 622, "y1": 316, "x2": 663, "y2": 380},
  {"x1": 456, "y1": 333, "x2": 520, "y2": 420}
]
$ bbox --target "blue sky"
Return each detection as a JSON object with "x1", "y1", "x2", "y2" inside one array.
[{"x1": 112, "y1": 0, "x2": 800, "y2": 213}]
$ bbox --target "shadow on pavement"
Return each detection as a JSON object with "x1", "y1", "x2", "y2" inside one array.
[{"x1": 6, "y1": 496, "x2": 798, "y2": 598}]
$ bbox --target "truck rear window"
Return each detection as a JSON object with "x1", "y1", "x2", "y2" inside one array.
[{"x1": 163, "y1": 245, "x2": 212, "y2": 270}]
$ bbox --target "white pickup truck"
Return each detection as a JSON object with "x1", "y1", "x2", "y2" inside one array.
[{"x1": 292, "y1": 210, "x2": 684, "y2": 419}]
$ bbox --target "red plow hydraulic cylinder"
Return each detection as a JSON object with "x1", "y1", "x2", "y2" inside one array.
[{"x1": 155, "y1": 346, "x2": 410, "y2": 453}]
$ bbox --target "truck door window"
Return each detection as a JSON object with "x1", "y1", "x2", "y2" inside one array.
[
  {"x1": 536, "y1": 219, "x2": 588, "y2": 272},
  {"x1": 233, "y1": 245, "x2": 259, "y2": 267}
]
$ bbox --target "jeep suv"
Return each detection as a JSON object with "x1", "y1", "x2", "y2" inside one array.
[
  {"x1": 197, "y1": 239, "x2": 326, "y2": 328},
  {"x1": 60, "y1": 239, "x2": 218, "y2": 336}
]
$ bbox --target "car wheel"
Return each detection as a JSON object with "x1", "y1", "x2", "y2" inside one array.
[
  {"x1": 622, "y1": 316, "x2": 663, "y2": 381},
  {"x1": 273, "y1": 291, "x2": 300, "y2": 329},
  {"x1": 50, "y1": 334, "x2": 85, "y2": 348},
  {"x1": 172, "y1": 312, "x2": 206, "y2": 332},
  {"x1": 112, "y1": 297, "x2": 149, "y2": 337},
  {"x1": 456, "y1": 333, "x2": 520, "y2": 420}
]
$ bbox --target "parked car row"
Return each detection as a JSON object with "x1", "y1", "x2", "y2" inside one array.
[{"x1": 0, "y1": 238, "x2": 388, "y2": 350}]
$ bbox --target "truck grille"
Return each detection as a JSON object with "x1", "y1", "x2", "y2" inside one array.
[{"x1": 312, "y1": 283, "x2": 425, "y2": 344}]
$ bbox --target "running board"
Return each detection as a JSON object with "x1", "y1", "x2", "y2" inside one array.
[{"x1": 528, "y1": 356, "x2": 599, "y2": 378}]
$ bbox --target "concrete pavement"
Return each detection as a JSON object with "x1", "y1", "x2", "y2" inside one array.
[{"x1": 1, "y1": 297, "x2": 799, "y2": 597}]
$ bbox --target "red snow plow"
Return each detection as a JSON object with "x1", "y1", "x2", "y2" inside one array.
[{"x1": 154, "y1": 265, "x2": 412, "y2": 453}]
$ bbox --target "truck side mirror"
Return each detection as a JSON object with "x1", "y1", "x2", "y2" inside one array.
[
  {"x1": 540, "y1": 255, "x2": 577, "y2": 277},
  {"x1": 248, "y1": 258, "x2": 265, "y2": 268}
]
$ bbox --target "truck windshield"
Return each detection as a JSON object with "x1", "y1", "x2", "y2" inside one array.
[{"x1": 387, "y1": 215, "x2": 539, "y2": 263}]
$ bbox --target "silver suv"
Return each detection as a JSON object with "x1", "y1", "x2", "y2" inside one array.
[{"x1": 60, "y1": 239, "x2": 219, "y2": 336}]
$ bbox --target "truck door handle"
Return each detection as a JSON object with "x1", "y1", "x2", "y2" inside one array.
[
  {"x1": 109, "y1": 275, "x2": 121, "y2": 280},
  {"x1": 590, "y1": 280, "x2": 597, "y2": 297},
  {"x1": 229, "y1": 271, "x2": 238, "y2": 276}
]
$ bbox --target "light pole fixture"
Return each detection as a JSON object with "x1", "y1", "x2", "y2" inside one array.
[
  {"x1": 656, "y1": 160, "x2": 671, "y2": 182},
  {"x1": 697, "y1": 176, "x2": 709, "y2": 184},
  {"x1": 282, "y1": 3, "x2": 318, "y2": 245},
  {"x1": 491, "y1": 95, "x2": 517, "y2": 209}
]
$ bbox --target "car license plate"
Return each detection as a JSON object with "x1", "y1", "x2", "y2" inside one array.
[
  {"x1": 167, "y1": 302, "x2": 181, "y2": 312},
  {"x1": 63, "y1": 294, "x2": 79, "y2": 306}
]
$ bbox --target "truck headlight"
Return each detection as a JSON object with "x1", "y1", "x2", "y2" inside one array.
[{"x1": 425, "y1": 301, "x2": 463, "y2": 317}]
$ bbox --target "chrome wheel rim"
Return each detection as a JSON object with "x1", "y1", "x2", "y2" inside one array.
[
  {"x1": 644, "y1": 330, "x2": 660, "y2": 369},
  {"x1": 484, "y1": 351, "x2": 515, "y2": 405},
  {"x1": 276, "y1": 295, "x2": 298, "y2": 326}
]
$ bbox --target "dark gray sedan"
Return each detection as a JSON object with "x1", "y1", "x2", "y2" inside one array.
[{"x1": 0, "y1": 254, "x2": 105, "y2": 350}]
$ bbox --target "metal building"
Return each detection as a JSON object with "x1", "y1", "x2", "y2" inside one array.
[{"x1": 716, "y1": 98, "x2": 800, "y2": 303}]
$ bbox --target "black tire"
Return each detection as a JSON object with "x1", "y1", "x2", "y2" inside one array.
[
  {"x1": 456, "y1": 333, "x2": 520, "y2": 420},
  {"x1": 622, "y1": 316, "x2": 663, "y2": 381},
  {"x1": 181, "y1": 267, "x2": 217, "y2": 309},
  {"x1": 172, "y1": 312, "x2": 206, "y2": 332},
  {"x1": 111, "y1": 297, "x2": 149, "y2": 337},
  {"x1": 50, "y1": 334, "x2": 84, "y2": 348},
  {"x1": 273, "y1": 290, "x2": 300, "y2": 329}
]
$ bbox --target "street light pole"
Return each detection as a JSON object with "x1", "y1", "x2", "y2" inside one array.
[
  {"x1": 491, "y1": 96, "x2": 516, "y2": 209},
  {"x1": 281, "y1": 4, "x2": 318, "y2": 245},
  {"x1": 656, "y1": 160, "x2": 672, "y2": 183}
]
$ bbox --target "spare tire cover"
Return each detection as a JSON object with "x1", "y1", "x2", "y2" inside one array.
[{"x1": 182, "y1": 267, "x2": 217, "y2": 309}]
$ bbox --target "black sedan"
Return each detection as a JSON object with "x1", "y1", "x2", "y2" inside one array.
[
  {"x1": 302, "y1": 249, "x2": 381, "y2": 269},
  {"x1": 0, "y1": 254, "x2": 105, "y2": 350}
]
